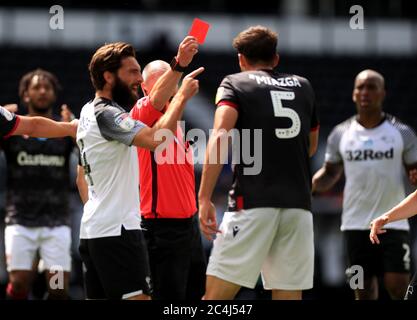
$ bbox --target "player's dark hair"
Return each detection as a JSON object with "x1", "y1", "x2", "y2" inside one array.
[
  {"x1": 18, "y1": 68, "x2": 61, "y2": 104},
  {"x1": 233, "y1": 25, "x2": 277, "y2": 65},
  {"x1": 89, "y1": 42, "x2": 136, "y2": 90}
]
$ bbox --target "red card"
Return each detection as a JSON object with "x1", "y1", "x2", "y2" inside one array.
[{"x1": 188, "y1": 18, "x2": 210, "y2": 44}]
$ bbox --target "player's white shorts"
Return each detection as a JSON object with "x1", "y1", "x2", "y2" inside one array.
[
  {"x1": 5, "y1": 225, "x2": 72, "y2": 272},
  {"x1": 207, "y1": 208, "x2": 314, "y2": 290}
]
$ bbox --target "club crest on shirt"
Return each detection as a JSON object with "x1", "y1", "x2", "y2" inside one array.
[
  {"x1": 362, "y1": 138, "x2": 373, "y2": 147},
  {"x1": 0, "y1": 107, "x2": 14, "y2": 121},
  {"x1": 114, "y1": 113, "x2": 135, "y2": 131},
  {"x1": 380, "y1": 135, "x2": 395, "y2": 144}
]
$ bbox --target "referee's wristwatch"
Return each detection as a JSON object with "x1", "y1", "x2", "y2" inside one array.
[{"x1": 170, "y1": 56, "x2": 188, "y2": 72}]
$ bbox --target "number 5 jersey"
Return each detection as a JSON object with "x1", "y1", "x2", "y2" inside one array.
[{"x1": 215, "y1": 69, "x2": 319, "y2": 212}]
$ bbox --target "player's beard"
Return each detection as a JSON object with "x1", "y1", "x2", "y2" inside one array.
[
  {"x1": 112, "y1": 76, "x2": 138, "y2": 112},
  {"x1": 30, "y1": 103, "x2": 52, "y2": 115}
]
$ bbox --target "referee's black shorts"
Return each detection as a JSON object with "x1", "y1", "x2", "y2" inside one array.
[
  {"x1": 141, "y1": 213, "x2": 206, "y2": 300},
  {"x1": 79, "y1": 226, "x2": 152, "y2": 299},
  {"x1": 344, "y1": 229, "x2": 410, "y2": 279}
]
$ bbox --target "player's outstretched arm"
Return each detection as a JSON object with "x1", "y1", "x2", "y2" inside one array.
[
  {"x1": 148, "y1": 36, "x2": 199, "y2": 110},
  {"x1": 312, "y1": 162, "x2": 343, "y2": 194},
  {"x1": 370, "y1": 189, "x2": 417, "y2": 244},
  {"x1": 132, "y1": 67, "x2": 204, "y2": 150},
  {"x1": 13, "y1": 116, "x2": 78, "y2": 139}
]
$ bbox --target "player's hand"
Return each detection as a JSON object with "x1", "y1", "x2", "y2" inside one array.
[
  {"x1": 369, "y1": 214, "x2": 389, "y2": 245},
  {"x1": 4, "y1": 104, "x2": 18, "y2": 113},
  {"x1": 176, "y1": 36, "x2": 199, "y2": 68},
  {"x1": 61, "y1": 104, "x2": 75, "y2": 122},
  {"x1": 199, "y1": 199, "x2": 221, "y2": 241},
  {"x1": 408, "y1": 168, "x2": 417, "y2": 185},
  {"x1": 177, "y1": 67, "x2": 204, "y2": 100}
]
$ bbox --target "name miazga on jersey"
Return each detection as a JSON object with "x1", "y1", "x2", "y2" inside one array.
[{"x1": 248, "y1": 74, "x2": 302, "y2": 87}]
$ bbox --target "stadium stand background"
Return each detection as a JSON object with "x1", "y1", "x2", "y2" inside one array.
[{"x1": 1, "y1": 0, "x2": 417, "y2": 299}]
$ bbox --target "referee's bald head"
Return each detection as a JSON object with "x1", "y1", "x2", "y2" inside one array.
[
  {"x1": 142, "y1": 60, "x2": 170, "y2": 93},
  {"x1": 143, "y1": 60, "x2": 169, "y2": 81}
]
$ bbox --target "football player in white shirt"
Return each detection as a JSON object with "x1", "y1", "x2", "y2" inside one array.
[
  {"x1": 76, "y1": 40, "x2": 203, "y2": 300},
  {"x1": 312, "y1": 69, "x2": 417, "y2": 300}
]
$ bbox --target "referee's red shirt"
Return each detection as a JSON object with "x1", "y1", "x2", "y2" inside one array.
[{"x1": 130, "y1": 97, "x2": 197, "y2": 219}]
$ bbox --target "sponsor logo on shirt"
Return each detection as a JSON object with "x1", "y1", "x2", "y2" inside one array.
[
  {"x1": 115, "y1": 113, "x2": 135, "y2": 131},
  {"x1": 345, "y1": 148, "x2": 393, "y2": 161},
  {"x1": 17, "y1": 151, "x2": 66, "y2": 167}
]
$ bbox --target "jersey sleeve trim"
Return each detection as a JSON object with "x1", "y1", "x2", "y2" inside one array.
[
  {"x1": 217, "y1": 100, "x2": 239, "y2": 110},
  {"x1": 3, "y1": 115, "x2": 20, "y2": 139},
  {"x1": 310, "y1": 124, "x2": 320, "y2": 132}
]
